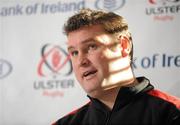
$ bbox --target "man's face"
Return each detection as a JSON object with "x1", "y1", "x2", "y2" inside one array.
[{"x1": 67, "y1": 25, "x2": 131, "y2": 97}]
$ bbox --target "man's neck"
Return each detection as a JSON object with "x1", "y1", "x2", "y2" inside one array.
[
  {"x1": 98, "y1": 87, "x2": 120, "y2": 110},
  {"x1": 97, "y1": 77, "x2": 138, "y2": 110}
]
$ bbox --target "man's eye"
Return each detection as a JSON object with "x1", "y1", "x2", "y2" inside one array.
[
  {"x1": 71, "y1": 51, "x2": 78, "y2": 57},
  {"x1": 88, "y1": 44, "x2": 97, "y2": 50}
]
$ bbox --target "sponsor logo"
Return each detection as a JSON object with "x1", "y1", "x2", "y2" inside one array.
[
  {"x1": 34, "y1": 44, "x2": 74, "y2": 98},
  {"x1": 95, "y1": 0, "x2": 125, "y2": 11},
  {"x1": 37, "y1": 44, "x2": 72, "y2": 77},
  {"x1": 0, "y1": 59, "x2": 13, "y2": 79},
  {"x1": 132, "y1": 53, "x2": 180, "y2": 69},
  {"x1": 0, "y1": 0, "x2": 85, "y2": 17},
  {"x1": 41, "y1": 0, "x2": 85, "y2": 14},
  {"x1": 145, "y1": 0, "x2": 180, "y2": 21}
]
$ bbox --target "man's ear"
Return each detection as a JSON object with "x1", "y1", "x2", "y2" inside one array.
[{"x1": 119, "y1": 36, "x2": 131, "y2": 57}]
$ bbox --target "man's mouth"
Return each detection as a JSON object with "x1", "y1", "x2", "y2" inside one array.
[{"x1": 83, "y1": 70, "x2": 97, "y2": 78}]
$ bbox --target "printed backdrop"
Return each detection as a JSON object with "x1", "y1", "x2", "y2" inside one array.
[{"x1": 0, "y1": 0, "x2": 180, "y2": 124}]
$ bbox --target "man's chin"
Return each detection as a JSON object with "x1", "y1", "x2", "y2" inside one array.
[{"x1": 86, "y1": 88, "x2": 104, "y2": 98}]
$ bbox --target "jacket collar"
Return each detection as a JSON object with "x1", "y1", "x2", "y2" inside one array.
[{"x1": 87, "y1": 77, "x2": 154, "y2": 113}]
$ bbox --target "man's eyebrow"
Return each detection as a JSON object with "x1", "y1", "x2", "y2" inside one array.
[
  {"x1": 67, "y1": 38, "x2": 97, "y2": 51},
  {"x1": 81, "y1": 38, "x2": 97, "y2": 44},
  {"x1": 67, "y1": 46, "x2": 74, "y2": 52}
]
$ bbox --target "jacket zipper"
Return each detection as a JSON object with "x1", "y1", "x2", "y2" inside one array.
[{"x1": 105, "y1": 111, "x2": 111, "y2": 125}]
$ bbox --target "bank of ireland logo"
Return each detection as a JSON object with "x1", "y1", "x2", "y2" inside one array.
[
  {"x1": 37, "y1": 44, "x2": 72, "y2": 77},
  {"x1": 95, "y1": 0, "x2": 125, "y2": 11},
  {"x1": 0, "y1": 59, "x2": 13, "y2": 79}
]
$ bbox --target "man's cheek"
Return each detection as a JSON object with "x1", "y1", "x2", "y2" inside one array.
[{"x1": 101, "y1": 56, "x2": 133, "y2": 90}]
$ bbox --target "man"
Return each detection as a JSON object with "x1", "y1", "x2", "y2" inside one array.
[{"x1": 53, "y1": 9, "x2": 180, "y2": 125}]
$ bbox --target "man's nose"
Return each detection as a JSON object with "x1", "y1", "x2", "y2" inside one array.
[{"x1": 78, "y1": 53, "x2": 90, "y2": 67}]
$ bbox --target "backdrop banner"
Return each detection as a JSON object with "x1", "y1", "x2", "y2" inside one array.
[{"x1": 0, "y1": 0, "x2": 179, "y2": 124}]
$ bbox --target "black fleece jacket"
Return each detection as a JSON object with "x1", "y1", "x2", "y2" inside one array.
[{"x1": 53, "y1": 77, "x2": 180, "y2": 125}]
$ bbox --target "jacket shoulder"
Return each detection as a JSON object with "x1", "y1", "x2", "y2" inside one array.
[
  {"x1": 147, "y1": 89, "x2": 180, "y2": 109},
  {"x1": 145, "y1": 89, "x2": 180, "y2": 124}
]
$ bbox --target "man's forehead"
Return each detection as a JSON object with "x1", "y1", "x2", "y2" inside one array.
[
  {"x1": 67, "y1": 25, "x2": 105, "y2": 39},
  {"x1": 67, "y1": 38, "x2": 95, "y2": 51}
]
